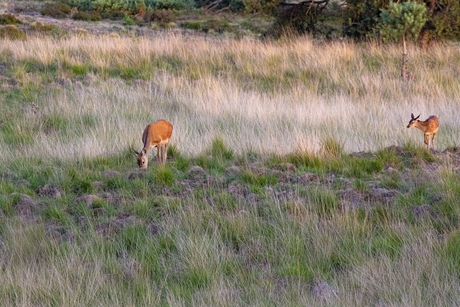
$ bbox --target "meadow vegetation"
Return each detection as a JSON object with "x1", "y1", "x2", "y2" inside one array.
[{"x1": 1, "y1": 32, "x2": 460, "y2": 306}]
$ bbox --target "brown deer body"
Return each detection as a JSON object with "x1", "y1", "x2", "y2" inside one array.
[
  {"x1": 407, "y1": 113, "x2": 439, "y2": 150},
  {"x1": 134, "y1": 119, "x2": 173, "y2": 168}
]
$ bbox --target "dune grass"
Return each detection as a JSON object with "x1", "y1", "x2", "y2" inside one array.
[{"x1": 0, "y1": 33, "x2": 460, "y2": 306}]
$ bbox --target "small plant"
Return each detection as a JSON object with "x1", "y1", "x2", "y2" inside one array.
[
  {"x1": 1, "y1": 120, "x2": 34, "y2": 145},
  {"x1": 42, "y1": 203, "x2": 71, "y2": 225},
  {"x1": 213, "y1": 191, "x2": 238, "y2": 212},
  {"x1": 123, "y1": 14, "x2": 134, "y2": 26},
  {"x1": 403, "y1": 142, "x2": 437, "y2": 164},
  {"x1": 378, "y1": 1, "x2": 428, "y2": 80},
  {"x1": 286, "y1": 150, "x2": 323, "y2": 170},
  {"x1": 130, "y1": 200, "x2": 152, "y2": 218},
  {"x1": 0, "y1": 194, "x2": 14, "y2": 216},
  {"x1": 241, "y1": 170, "x2": 278, "y2": 187},
  {"x1": 210, "y1": 136, "x2": 234, "y2": 161},
  {"x1": 307, "y1": 186, "x2": 339, "y2": 218},
  {"x1": 64, "y1": 167, "x2": 95, "y2": 194},
  {"x1": 117, "y1": 224, "x2": 149, "y2": 252},
  {"x1": 0, "y1": 25, "x2": 27, "y2": 40},
  {"x1": 71, "y1": 64, "x2": 90, "y2": 75},
  {"x1": 443, "y1": 230, "x2": 460, "y2": 274},
  {"x1": 370, "y1": 230, "x2": 404, "y2": 259},
  {"x1": 320, "y1": 137, "x2": 344, "y2": 158},
  {"x1": 343, "y1": 155, "x2": 384, "y2": 178},
  {"x1": 380, "y1": 171, "x2": 405, "y2": 190},
  {"x1": 153, "y1": 167, "x2": 175, "y2": 186},
  {"x1": 42, "y1": 114, "x2": 69, "y2": 135}
]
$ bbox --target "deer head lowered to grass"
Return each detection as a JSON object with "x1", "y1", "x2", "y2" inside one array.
[
  {"x1": 134, "y1": 119, "x2": 173, "y2": 168},
  {"x1": 407, "y1": 113, "x2": 439, "y2": 151}
]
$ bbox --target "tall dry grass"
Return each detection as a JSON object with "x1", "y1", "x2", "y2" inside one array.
[{"x1": 1, "y1": 34, "x2": 459, "y2": 164}]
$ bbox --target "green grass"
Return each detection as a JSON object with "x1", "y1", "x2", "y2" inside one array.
[{"x1": 0, "y1": 146, "x2": 459, "y2": 306}]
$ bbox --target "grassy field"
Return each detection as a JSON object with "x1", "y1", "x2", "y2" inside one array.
[{"x1": 1, "y1": 32, "x2": 460, "y2": 306}]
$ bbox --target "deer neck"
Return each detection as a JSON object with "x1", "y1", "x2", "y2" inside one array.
[{"x1": 414, "y1": 120, "x2": 430, "y2": 132}]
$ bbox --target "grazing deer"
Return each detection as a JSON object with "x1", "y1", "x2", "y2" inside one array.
[
  {"x1": 134, "y1": 119, "x2": 173, "y2": 168},
  {"x1": 70, "y1": 7, "x2": 78, "y2": 18},
  {"x1": 407, "y1": 113, "x2": 439, "y2": 150}
]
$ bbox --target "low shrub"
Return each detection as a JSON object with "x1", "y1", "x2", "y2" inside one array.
[
  {"x1": 148, "y1": 9, "x2": 176, "y2": 25},
  {"x1": 180, "y1": 20, "x2": 201, "y2": 30},
  {"x1": 123, "y1": 15, "x2": 135, "y2": 26},
  {"x1": 101, "y1": 11, "x2": 126, "y2": 20},
  {"x1": 200, "y1": 18, "x2": 232, "y2": 33},
  {"x1": 40, "y1": 3, "x2": 71, "y2": 19},
  {"x1": 156, "y1": 0, "x2": 194, "y2": 11},
  {"x1": 30, "y1": 22, "x2": 58, "y2": 33},
  {"x1": 0, "y1": 14, "x2": 22, "y2": 25},
  {"x1": 0, "y1": 25, "x2": 27, "y2": 40}
]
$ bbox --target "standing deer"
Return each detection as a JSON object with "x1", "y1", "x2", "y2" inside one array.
[
  {"x1": 134, "y1": 119, "x2": 173, "y2": 168},
  {"x1": 407, "y1": 113, "x2": 439, "y2": 150}
]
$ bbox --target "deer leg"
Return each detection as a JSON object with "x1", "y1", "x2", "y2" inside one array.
[
  {"x1": 160, "y1": 144, "x2": 166, "y2": 164},
  {"x1": 163, "y1": 141, "x2": 170, "y2": 164},
  {"x1": 156, "y1": 146, "x2": 161, "y2": 163},
  {"x1": 432, "y1": 133, "x2": 437, "y2": 151},
  {"x1": 157, "y1": 144, "x2": 164, "y2": 164}
]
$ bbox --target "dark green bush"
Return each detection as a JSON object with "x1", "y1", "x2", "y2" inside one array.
[
  {"x1": 200, "y1": 18, "x2": 231, "y2": 33},
  {"x1": 264, "y1": 0, "x2": 327, "y2": 38},
  {"x1": 100, "y1": 11, "x2": 126, "y2": 20},
  {"x1": 155, "y1": 0, "x2": 194, "y2": 10},
  {"x1": 0, "y1": 14, "x2": 22, "y2": 25},
  {"x1": 0, "y1": 25, "x2": 27, "y2": 40},
  {"x1": 342, "y1": 0, "x2": 388, "y2": 40},
  {"x1": 68, "y1": 0, "x2": 194, "y2": 13},
  {"x1": 430, "y1": 0, "x2": 460, "y2": 41},
  {"x1": 343, "y1": 0, "x2": 460, "y2": 41},
  {"x1": 123, "y1": 14, "x2": 135, "y2": 25},
  {"x1": 149, "y1": 9, "x2": 176, "y2": 25},
  {"x1": 72, "y1": 11, "x2": 102, "y2": 21},
  {"x1": 40, "y1": 3, "x2": 71, "y2": 19},
  {"x1": 229, "y1": 0, "x2": 244, "y2": 12},
  {"x1": 243, "y1": 0, "x2": 278, "y2": 15},
  {"x1": 193, "y1": 0, "x2": 255, "y2": 12}
]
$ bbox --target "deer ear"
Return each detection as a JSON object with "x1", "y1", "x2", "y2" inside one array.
[
  {"x1": 416, "y1": 114, "x2": 421, "y2": 120},
  {"x1": 411, "y1": 113, "x2": 415, "y2": 119},
  {"x1": 134, "y1": 149, "x2": 140, "y2": 155}
]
